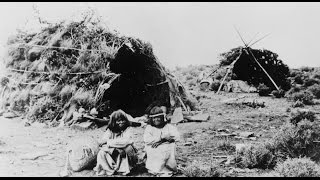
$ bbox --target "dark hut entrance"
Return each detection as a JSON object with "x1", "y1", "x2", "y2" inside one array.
[{"x1": 105, "y1": 44, "x2": 171, "y2": 117}]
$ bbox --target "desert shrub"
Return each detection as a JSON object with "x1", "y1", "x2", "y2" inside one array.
[
  {"x1": 217, "y1": 140, "x2": 236, "y2": 152},
  {"x1": 303, "y1": 78, "x2": 319, "y2": 88},
  {"x1": 210, "y1": 80, "x2": 220, "y2": 91},
  {"x1": 241, "y1": 100, "x2": 265, "y2": 108},
  {"x1": 235, "y1": 142, "x2": 277, "y2": 169},
  {"x1": 271, "y1": 89, "x2": 285, "y2": 98},
  {"x1": 271, "y1": 120, "x2": 320, "y2": 162},
  {"x1": 289, "y1": 69, "x2": 301, "y2": 77},
  {"x1": 186, "y1": 75, "x2": 194, "y2": 81},
  {"x1": 182, "y1": 161, "x2": 224, "y2": 177},
  {"x1": 300, "y1": 66, "x2": 314, "y2": 72},
  {"x1": 27, "y1": 96, "x2": 60, "y2": 122},
  {"x1": 285, "y1": 85, "x2": 302, "y2": 97},
  {"x1": 292, "y1": 100, "x2": 304, "y2": 108},
  {"x1": 312, "y1": 72, "x2": 320, "y2": 80},
  {"x1": 293, "y1": 74, "x2": 304, "y2": 84},
  {"x1": 289, "y1": 109, "x2": 316, "y2": 125},
  {"x1": 275, "y1": 157, "x2": 320, "y2": 177},
  {"x1": 188, "y1": 79, "x2": 197, "y2": 87},
  {"x1": 307, "y1": 84, "x2": 320, "y2": 99},
  {"x1": 59, "y1": 84, "x2": 77, "y2": 102},
  {"x1": 198, "y1": 66, "x2": 205, "y2": 71},
  {"x1": 289, "y1": 91, "x2": 314, "y2": 105},
  {"x1": 71, "y1": 88, "x2": 95, "y2": 109},
  {"x1": 214, "y1": 73, "x2": 223, "y2": 80},
  {"x1": 9, "y1": 89, "x2": 30, "y2": 112},
  {"x1": 258, "y1": 83, "x2": 271, "y2": 96}
]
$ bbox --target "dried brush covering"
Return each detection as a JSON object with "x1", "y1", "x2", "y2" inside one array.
[
  {"x1": 3, "y1": 11, "x2": 192, "y2": 124},
  {"x1": 218, "y1": 47, "x2": 291, "y2": 91}
]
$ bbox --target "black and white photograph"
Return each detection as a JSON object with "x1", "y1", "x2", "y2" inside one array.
[{"x1": 1, "y1": 2, "x2": 320, "y2": 177}]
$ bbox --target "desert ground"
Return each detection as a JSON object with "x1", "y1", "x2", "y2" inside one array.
[{"x1": 2, "y1": 89, "x2": 318, "y2": 177}]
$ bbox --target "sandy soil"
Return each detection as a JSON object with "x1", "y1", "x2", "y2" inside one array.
[{"x1": 1, "y1": 91, "x2": 319, "y2": 177}]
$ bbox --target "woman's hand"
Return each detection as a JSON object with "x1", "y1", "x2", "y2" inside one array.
[
  {"x1": 151, "y1": 141, "x2": 163, "y2": 148},
  {"x1": 162, "y1": 136, "x2": 175, "y2": 143},
  {"x1": 99, "y1": 142, "x2": 107, "y2": 147},
  {"x1": 117, "y1": 148, "x2": 126, "y2": 158}
]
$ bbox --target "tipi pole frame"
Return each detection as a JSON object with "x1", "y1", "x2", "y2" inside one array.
[
  {"x1": 216, "y1": 68, "x2": 230, "y2": 94},
  {"x1": 216, "y1": 48, "x2": 243, "y2": 94},
  {"x1": 234, "y1": 26, "x2": 279, "y2": 91}
]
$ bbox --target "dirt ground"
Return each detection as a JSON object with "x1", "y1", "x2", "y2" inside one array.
[{"x1": 1, "y1": 91, "x2": 319, "y2": 177}]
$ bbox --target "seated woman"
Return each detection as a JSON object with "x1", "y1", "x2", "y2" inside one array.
[
  {"x1": 143, "y1": 106, "x2": 180, "y2": 177},
  {"x1": 94, "y1": 109, "x2": 138, "y2": 176}
]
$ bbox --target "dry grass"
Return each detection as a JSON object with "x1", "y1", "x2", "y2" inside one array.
[{"x1": 275, "y1": 157, "x2": 320, "y2": 177}]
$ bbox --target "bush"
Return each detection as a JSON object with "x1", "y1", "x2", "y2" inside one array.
[
  {"x1": 289, "y1": 109, "x2": 316, "y2": 125},
  {"x1": 301, "y1": 66, "x2": 314, "y2": 72},
  {"x1": 10, "y1": 89, "x2": 31, "y2": 112},
  {"x1": 217, "y1": 140, "x2": 235, "y2": 152},
  {"x1": 210, "y1": 80, "x2": 221, "y2": 91},
  {"x1": 293, "y1": 74, "x2": 304, "y2": 84},
  {"x1": 271, "y1": 89, "x2": 285, "y2": 98},
  {"x1": 258, "y1": 83, "x2": 271, "y2": 96},
  {"x1": 275, "y1": 157, "x2": 320, "y2": 177},
  {"x1": 289, "y1": 91, "x2": 314, "y2": 105},
  {"x1": 59, "y1": 84, "x2": 77, "y2": 102},
  {"x1": 312, "y1": 72, "x2": 320, "y2": 80},
  {"x1": 186, "y1": 75, "x2": 194, "y2": 81},
  {"x1": 289, "y1": 69, "x2": 302, "y2": 77},
  {"x1": 27, "y1": 96, "x2": 60, "y2": 122},
  {"x1": 292, "y1": 100, "x2": 304, "y2": 108},
  {"x1": 271, "y1": 121, "x2": 320, "y2": 162},
  {"x1": 285, "y1": 86, "x2": 302, "y2": 97},
  {"x1": 303, "y1": 78, "x2": 319, "y2": 88},
  {"x1": 188, "y1": 79, "x2": 197, "y2": 87},
  {"x1": 182, "y1": 161, "x2": 224, "y2": 177},
  {"x1": 307, "y1": 84, "x2": 320, "y2": 99},
  {"x1": 235, "y1": 142, "x2": 277, "y2": 169},
  {"x1": 71, "y1": 88, "x2": 95, "y2": 109},
  {"x1": 214, "y1": 73, "x2": 223, "y2": 80}
]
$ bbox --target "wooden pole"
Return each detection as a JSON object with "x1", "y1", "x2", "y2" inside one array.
[
  {"x1": 245, "y1": 48, "x2": 280, "y2": 91},
  {"x1": 177, "y1": 96, "x2": 189, "y2": 112},
  {"x1": 233, "y1": 27, "x2": 277, "y2": 90},
  {"x1": 216, "y1": 68, "x2": 230, "y2": 94},
  {"x1": 216, "y1": 48, "x2": 243, "y2": 94}
]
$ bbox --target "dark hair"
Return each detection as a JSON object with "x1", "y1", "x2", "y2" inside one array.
[
  {"x1": 149, "y1": 106, "x2": 167, "y2": 127},
  {"x1": 106, "y1": 109, "x2": 130, "y2": 133}
]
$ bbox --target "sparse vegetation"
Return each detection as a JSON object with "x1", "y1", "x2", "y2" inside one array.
[
  {"x1": 271, "y1": 89, "x2": 285, "y2": 98},
  {"x1": 271, "y1": 120, "x2": 320, "y2": 162},
  {"x1": 275, "y1": 157, "x2": 320, "y2": 177},
  {"x1": 288, "y1": 90, "x2": 314, "y2": 105},
  {"x1": 292, "y1": 100, "x2": 304, "y2": 108},
  {"x1": 210, "y1": 80, "x2": 221, "y2": 91},
  {"x1": 182, "y1": 161, "x2": 225, "y2": 177},
  {"x1": 217, "y1": 140, "x2": 236, "y2": 152},
  {"x1": 307, "y1": 84, "x2": 320, "y2": 99},
  {"x1": 242, "y1": 100, "x2": 265, "y2": 108},
  {"x1": 3, "y1": 5, "x2": 320, "y2": 178},
  {"x1": 258, "y1": 83, "x2": 271, "y2": 96},
  {"x1": 289, "y1": 109, "x2": 316, "y2": 125},
  {"x1": 235, "y1": 142, "x2": 277, "y2": 169}
]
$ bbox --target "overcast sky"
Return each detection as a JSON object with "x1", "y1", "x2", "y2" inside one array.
[{"x1": 1, "y1": 2, "x2": 320, "y2": 71}]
